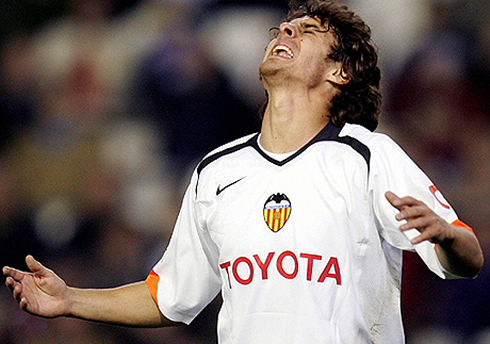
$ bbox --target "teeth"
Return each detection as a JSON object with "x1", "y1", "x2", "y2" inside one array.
[{"x1": 272, "y1": 45, "x2": 293, "y2": 58}]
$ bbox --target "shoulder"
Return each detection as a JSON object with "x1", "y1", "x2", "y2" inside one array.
[
  {"x1": 197, "y1": 133, "x2": 259, "y2": 175},
  {"x1": 203, "y1": 133, "x2": 258, "y2": 158},
  {"x1": 340, "y1": 123, "x2": 395, "y2": 145},
  {"x1": 336, "y1": 123, "x2": 417, "y2": 173},
  {"x1": 340, "y1": 123, "x2": 405, "y2": 155}
]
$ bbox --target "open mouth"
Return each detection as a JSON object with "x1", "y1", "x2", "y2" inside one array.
[{"x1": 271, "y1": 44, "x2": 294, "y2": 59}]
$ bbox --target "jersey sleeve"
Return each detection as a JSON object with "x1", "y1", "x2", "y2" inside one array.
[
  {"x1": 368, "y1": 133, "x2": 465, "y2": 279},
  {"x1": 146, "y1": 170, "x2": 221, "y2": 324}
]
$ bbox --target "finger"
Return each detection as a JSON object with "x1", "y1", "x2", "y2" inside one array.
[
  {"x1": 386, "y1": 192, "x2": 414, "y2": 221},
  {"x1": 410, "y1": 230, "x2": 438, "y2": 245},
  {"x1": 386, "y1": 191, "x2": 422, "y2": 209},
  {"x1": 25, "y1": 255, "x2": 48, "y2": 276},
  {"x1": 400, "y1": 219, "x2": 421, "y2": 232},
  {"x1": 396, "y1": 205, "x2": 426, "y2": 222},
  {"x1": 5, "y1": 276, "x2": 17, "y2": 292},
  {"x1": 13, "y1": 283, "x2": 23, "y2": 303},
  {"x1": 3, "y1": 266, "x2": 13, "y2": 277},
  {"x1": 385, "y1": 191, "x2": 402, "y2": 209},
  {"x1": 10, "y1": 281, "x2": 33, "y2": 313},
  {"x1": 19, "y1": 297, "x2": 30, "y2": 312},
  {"x1": 3, "y1": 266, "x2": 27, "y2": 281}
]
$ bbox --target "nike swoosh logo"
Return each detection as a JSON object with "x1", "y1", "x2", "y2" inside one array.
[{"x1": 216, "y1": 177, "x2": 246, "y2": 196}]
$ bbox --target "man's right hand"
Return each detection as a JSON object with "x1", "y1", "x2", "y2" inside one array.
[
  {"x1": 4, "y1": 255, "x2": 175, "y2": 328},
  {"x1": 3, "y1": 255, "x2": 70, "y2": 318}
]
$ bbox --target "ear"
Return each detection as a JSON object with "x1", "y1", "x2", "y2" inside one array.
[{"x1": 326, "y1": 64, "x2": 350, "y2": 85}]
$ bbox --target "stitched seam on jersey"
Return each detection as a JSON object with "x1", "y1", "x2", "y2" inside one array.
[{"x1": 195, "y1": 135, "x2": 258, "y2": 194}]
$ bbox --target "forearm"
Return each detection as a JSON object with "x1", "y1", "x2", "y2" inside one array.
[
  {"x1": 67, "y1": 281, "x2": 176, "y2": 327},
  {"x1": 436, "y1": 225, "x2": 484, "y2": 278}
]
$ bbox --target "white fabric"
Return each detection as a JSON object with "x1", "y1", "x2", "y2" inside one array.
[
  {"x1": 150, "y1": 123, "x2": 461, "y2": 344},
  {"x1": 256, "y1": 133, "x2": 298, "y2": 161}
]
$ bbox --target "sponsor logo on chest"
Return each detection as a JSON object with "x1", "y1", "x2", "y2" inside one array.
[
  {"x1": 220, "y1": 250, "x2": 342, "y2": 289},
  {"x1": 219, "y1": 192, "x2": 342, "y2": 289}
]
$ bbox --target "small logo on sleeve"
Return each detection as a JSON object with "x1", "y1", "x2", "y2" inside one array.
[
  {"x1": 429, "y1": 185, "x2": 450, "y2": 209},
  {"x1": 263, "y1": 193, "x2": 292, "y2": 232}
]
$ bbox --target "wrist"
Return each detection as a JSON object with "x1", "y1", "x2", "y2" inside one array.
[{"x1": 65, "y1": 287, "x2": 80, "y2": 318}]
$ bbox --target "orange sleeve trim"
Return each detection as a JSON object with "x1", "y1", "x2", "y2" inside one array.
[
  {"x1": 435, "y1": 219, "x2": 476, "y2": 256},
  {"x1": 145, "y1": 269, "x2": 160, "y2": 304},
  {"x1": 451, "y1": 219, "x2": 476, "y2": 235}
]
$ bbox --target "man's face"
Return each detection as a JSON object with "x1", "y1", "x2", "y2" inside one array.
[{"x1": 259, "y1": 15, "x2": 340, "y2": 88}]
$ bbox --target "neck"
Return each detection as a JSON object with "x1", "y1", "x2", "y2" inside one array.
[{"x1": 259, "y1": 85, "x2": 333, "y2": 153}]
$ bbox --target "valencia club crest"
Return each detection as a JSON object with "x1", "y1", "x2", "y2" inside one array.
[{"x1": 263, "y1": 193, "x2": 292, "y2": 232}]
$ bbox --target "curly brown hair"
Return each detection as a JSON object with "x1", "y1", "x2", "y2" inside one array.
[{"x1": 261, "y1": 0, "x2": 381, "y2": 131}]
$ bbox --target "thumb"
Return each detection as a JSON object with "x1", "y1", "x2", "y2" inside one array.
[{"x1": 25, "y1": 255, "x2": 49, "y2": 276}]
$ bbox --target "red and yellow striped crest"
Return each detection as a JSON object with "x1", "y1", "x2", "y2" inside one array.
[{"x1": 263, "y1": 193, "x2": 292, "y2": 232}]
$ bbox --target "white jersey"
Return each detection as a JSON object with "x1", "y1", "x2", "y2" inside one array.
[{"x1": 147, "y1": 122, "x2": 468, "y2": 344}]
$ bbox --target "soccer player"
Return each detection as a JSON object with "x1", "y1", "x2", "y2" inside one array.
[{"x1": 3, "y1": 0, "x2": 484, "y2": 343}]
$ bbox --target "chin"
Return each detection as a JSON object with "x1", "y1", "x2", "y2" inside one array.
[{"x1": 259, "y1": 61, "x2": 284, "y2": 80}]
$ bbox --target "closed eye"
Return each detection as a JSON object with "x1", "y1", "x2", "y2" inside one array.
[
  {"x1": 302, "y1": 24, "x2": 329, "y2": 34},
  {"x1": 268, "y1": 27, "x2": 280, "y2": 40},
  {"x1": 303, "y1": 24, "x2": 317, "y2": 32}
]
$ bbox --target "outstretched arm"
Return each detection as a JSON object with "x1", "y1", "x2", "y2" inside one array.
[
  {"x1": 3, "y1": 255, "x2": 176, "y2": 327},
  {"x1": 385, "y1": 191, "x2": 484, "y2": 278}
]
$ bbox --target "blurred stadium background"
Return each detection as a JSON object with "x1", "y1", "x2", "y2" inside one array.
[{"x1": 0, "y1": 0, "x2": 489, "y2": 343}]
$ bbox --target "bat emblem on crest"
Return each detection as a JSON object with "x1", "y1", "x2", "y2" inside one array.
[{"x1": 263, "y1": 193, "x2": 292, "y2": 232}]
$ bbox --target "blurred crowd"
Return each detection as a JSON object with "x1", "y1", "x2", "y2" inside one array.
[{"x1": 0, "y1": 0, "x2": 489, "y2": 343}]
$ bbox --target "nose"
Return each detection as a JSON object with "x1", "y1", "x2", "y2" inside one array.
[{"x1": 279, "y1": 22, "x2": 297, "y2": 38}]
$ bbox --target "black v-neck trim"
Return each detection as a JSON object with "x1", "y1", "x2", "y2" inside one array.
[
  {"x1": 251, "y1": 122, "x2": 371, "y2": 168},
  {"x1": 195, "y1": 123, "x2": 371, "y2": 195},
  {"x1": 196, "y1": 122, "x2": 371, "y2": 181}
]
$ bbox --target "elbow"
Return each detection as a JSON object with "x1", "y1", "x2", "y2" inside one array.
[
  {"x1": 459, "y1": 249, "x2": 484, "y2": 279},
  {"x1": 471, "y1": 250, "x2": 485, "y2": 278},
  {"x1": 438, "y1": 243, "x2": 485, "y2": 279},
  {"x1": 469, "y1": 241, "x2": 485, "y2": 278},
  {"x1": 441, "y1": 228, "x2": 485, "y2": 279}
]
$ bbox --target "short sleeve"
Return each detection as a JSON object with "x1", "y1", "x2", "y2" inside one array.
[
  {"x1": 146, "y1": 170, "x2": 221, "y2": 324},
  {"x1": 369, "y1": 134, "x2": 459, "y2": 279}
]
